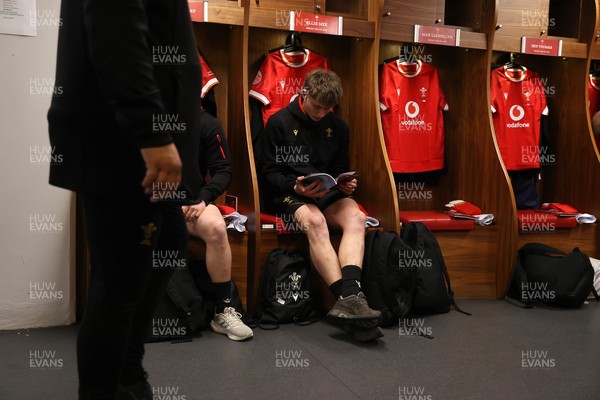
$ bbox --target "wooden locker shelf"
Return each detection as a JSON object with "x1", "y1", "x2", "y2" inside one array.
[{"x1": 248, "y1": 8, "x2": 376, "y2": 38}]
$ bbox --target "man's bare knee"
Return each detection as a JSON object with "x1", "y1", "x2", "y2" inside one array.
[
  {"x1": 303, "y1": 212, "x2": 329, "y2": 240},
  {"x1": 200, "y1": 216, "x2": 228, "y2": 244}
]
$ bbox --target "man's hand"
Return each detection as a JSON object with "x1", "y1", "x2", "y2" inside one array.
[
  {"x1": 294, "y1": 176, "x2": 329, "y2": 199},
  {"x1": 181, "y1": 201, "x2": 207, "y2": 223},
  {"x1": 338, "y1": 178, "x2": 357, "y2": 196},
  {"x1": 140, "y1": 144, "x2": 182, "y2": 201}
]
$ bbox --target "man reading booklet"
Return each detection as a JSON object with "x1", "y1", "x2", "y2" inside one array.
[{"x1": 260, "y1": 69, "x2": 382, "y2": 342}]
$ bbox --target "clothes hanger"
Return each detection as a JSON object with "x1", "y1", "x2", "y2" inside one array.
[
  {"x1": 383, "y1": 45, "x2": 418, "y2": 65},
  {"x1": 283, "y1": 32, "x2": 306, "y2": 54},
  {"x1": 505, "y1": 52, "x2": 525, "y2": 71},
  {"x1": 590, "y1": 60, "x2": 600, "y2": 78}
]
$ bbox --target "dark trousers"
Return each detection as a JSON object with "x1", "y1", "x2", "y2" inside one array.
[{"x1": 78, "y1": 194, "x2": 187, "y2": 400}]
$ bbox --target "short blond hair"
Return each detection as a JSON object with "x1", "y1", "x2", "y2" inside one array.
[{"x1": 301, "y1": 69, "x2": 343, "y2": 108}]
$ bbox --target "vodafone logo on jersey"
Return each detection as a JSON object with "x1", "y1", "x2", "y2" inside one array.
[
  {"x1": 399, "y1": 101, "x2": 431, "y2": 131},
  {"x1": 506, "y1": 104, "x2": 530, "y2": 128},
  {"x1": 509, "y1": 105, "x2": 525, "y2": 121},
  {"x1": 405, "y1": 101, "x2": 420, "y2": 118}
]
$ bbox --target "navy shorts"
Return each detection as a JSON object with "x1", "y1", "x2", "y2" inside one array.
[{"x1": 271, "y1": 190, "x2": 348, "y2": 217}]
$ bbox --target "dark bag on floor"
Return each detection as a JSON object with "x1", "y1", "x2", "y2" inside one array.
[
  {"x1": 507, "y1": 243, "x2": 599, "y2": 308},
  {"x1": 361, "y1": 230, "x2": 416, "y2": 327},
  {"x1": 146, "y1": 262, "x2": 246, "y2": 342},
  {"x1": 259, "y1": 248, "x2": 319, "y2": 329},
  {"x1": 401, "y1": 222, "x2": 469, "y2": 316}
]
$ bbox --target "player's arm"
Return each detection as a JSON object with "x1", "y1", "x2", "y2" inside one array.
[
  {"x1": 260, "y1": 115, "x2": 298, "y2": 193},
  {"x1": 199, "y1": 115, "x2": 232, "y2": 205}
]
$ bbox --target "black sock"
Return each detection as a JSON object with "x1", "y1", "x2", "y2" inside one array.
[
  {"x1": 213, "y1": 280, "x2": 232, "y2": 314},
  {"x1": 329, "y1": 279, "x2": 342, "y2": 298},
  {"x1": 341, "y1": 265, "x2": 362, "y2": 297}
]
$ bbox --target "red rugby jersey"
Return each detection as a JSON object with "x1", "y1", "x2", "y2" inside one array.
[
  {"x1": 249, "y1": 49, "x2": 330, "y2": 126},
  {"x1": 379, "y1": 60, "x2": 448, "y2": 173},
  {"x1": 199, "y1": 53, "x2": 219, "y2": 99},
  {"x1": 588, "y1": 74, "x2": 600, "y2": 117},
  {"x1": 490, "y1": 66, "x2": 549, "y2": 171}
]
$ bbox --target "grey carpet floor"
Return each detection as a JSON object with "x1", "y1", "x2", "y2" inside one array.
[{"x1": 2, "y1": 299, "x2": 599, "y2": 400}]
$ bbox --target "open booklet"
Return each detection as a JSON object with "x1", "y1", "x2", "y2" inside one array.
[{"x1": 301, "y1": 171, "x2": 358, "y2": 191}]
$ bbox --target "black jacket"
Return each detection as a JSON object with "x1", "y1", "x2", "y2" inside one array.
[
  {"x1": 196, "y1": 110, "x2": 232, "y2": 205},
  {"x1": 260, "y1": 97, "x2": 350, "y2": 197},
  {"x1": 47, "y1": 0, "x2": 205, "y2": 203}
]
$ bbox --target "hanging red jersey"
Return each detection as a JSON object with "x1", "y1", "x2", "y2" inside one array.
[
  {"x1": 249, "y1": 49, "x2": 330, "y2": 126},
  {"x1": 199, "y1": 52, "x2": 219, "y2": 99},
  {"x1": 490, "y1": 66, "x2": 549, "y2": 171},
  {"x1": 588, "y1": 74, "x2": 600, "y2": 117},
  {"x1": 379, "y1": 60, "x2": 448, "y2": 173}
]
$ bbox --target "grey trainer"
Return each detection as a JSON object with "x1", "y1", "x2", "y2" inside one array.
[{"x1": 327, "y1": 292, "x2": 382, "y2": 328}]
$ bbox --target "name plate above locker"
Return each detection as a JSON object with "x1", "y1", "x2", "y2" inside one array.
[
  {"x1": 189, "y1": 1, "x2": 208, "y2": 23},
  {"x1": 290, "y1": 11, "x2": 343, "y2": 36},
  {"x1": 414, "y1": 25, "x2": 460, "y2": 47},
  {"x1": 521, "y1": 37, "x2": 563, "y2": 57}
]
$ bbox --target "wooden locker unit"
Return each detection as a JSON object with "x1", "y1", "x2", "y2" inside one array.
[
  {"x1": 379, "y1": 0, "x2": 516, "y2": 298},
  {"x1": 191, "y1": 8, "x2": 257, "y2": 307},
  {"x1": 195, "y1": 0, "x2": 245, "y2": 25},
  {"x1": 248, "y1": 0, "x2": 368, "y2": 20},
  {"x1": 495, "y1": 0, "x2": 587, "y2": 57},
  {"x1": 493, "y1": 0, "x2": 600, "y2": 271},
  {"x1": 245, "y1": 0, "x2": 396, "y2": 314},
  {"x1": 381, "y1": 0, "x2": 487, "y2": 49}
]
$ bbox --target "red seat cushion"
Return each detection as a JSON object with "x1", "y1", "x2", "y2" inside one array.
[{"x1": 400, "y1": 211, "x2": 475, "y2": 231}]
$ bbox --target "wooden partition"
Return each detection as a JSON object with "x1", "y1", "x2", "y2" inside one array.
[
  {"x1": 191, "y1": 4, "x2": 256, "y2": 306},
  {"x1": 378, "y1": 0, "x2": 516, "y2": 298},
  {"x1": 493, "y1": 0, "x2": 600, "y2": 283}
]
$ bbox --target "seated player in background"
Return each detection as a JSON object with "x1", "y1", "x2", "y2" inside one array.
[
  {"x1": 260, "y1": 69, "x2": 382, "y2": 335},
  {"x1": 183, "y1": 109, "x2": 253, "y2": 341}
]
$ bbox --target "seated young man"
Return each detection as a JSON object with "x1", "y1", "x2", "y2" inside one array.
[
  {"x1": 260, "y1": 69, "x2": 382, "y2": 329},
  {"x1": 182, "y1": 109, "x2": 253, "y2": 341}
]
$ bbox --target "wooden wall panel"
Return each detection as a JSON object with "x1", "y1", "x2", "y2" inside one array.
[{"x1": 380, "y1": 1, "x2": 441, "y2": 27}]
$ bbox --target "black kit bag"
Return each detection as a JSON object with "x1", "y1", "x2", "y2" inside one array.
[
  {"x1": 507, "y1": 243, "x2": 600, "y2": 308},
  {"x1": 361, "y1": 230, "x2": 417, "y2": 327},
  {"x1": 259, "y1": 248, "x2": 319, "y2": 329},
  {"x1": 401, "y1": 222, "x2": 470, "y2": 316},
  {"x1": 146, "y1": 261, "x2": 247, "y2": 342}
]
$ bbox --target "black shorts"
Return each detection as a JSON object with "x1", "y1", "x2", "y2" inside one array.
[{"x1": 271, "y1": 190, "x2": 348, "y2": 217}]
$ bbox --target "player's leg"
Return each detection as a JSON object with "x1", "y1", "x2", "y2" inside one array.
[
  {"x1": 120, "y1": 203, "x2": 187, "y2": 399},
  {"x1": 187, "y1": 204, "x2": 231, "y2": 287},
  {"x1": 323, "y1": 197, "x2": 366, "y2": 268},
  {"x1": 293, "y1": 203, "x2": 342, "y2": 285},
  {"x1": 187, "y1": 204, "x2": 252, "y2": 341},
  {"x1": 322, "y1": 198, "x2": 380, "y2": 327}
]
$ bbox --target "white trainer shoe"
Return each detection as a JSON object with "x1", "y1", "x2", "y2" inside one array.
[{"x1": 210, "y1": 307, "x2": 253, "y2": 341}]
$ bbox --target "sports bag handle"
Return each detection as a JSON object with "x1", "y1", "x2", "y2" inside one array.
[{"x1": 518, "y1": 243, "x2": 566, "y2": 258}]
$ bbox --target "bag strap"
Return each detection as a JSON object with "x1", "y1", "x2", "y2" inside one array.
[{"x1": 591, "y1": 287, "x2": 600, "y2": 302}]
